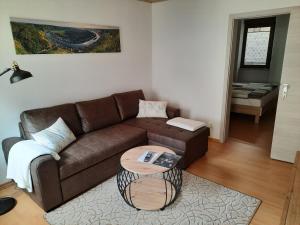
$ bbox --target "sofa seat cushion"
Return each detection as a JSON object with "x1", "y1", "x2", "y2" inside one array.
[
  {"x1": 123, "y1": 118, "x2": 209, "y2": 153},
  {"x1": 58, "y1": 124, "x2": 147, "y2": 180}
]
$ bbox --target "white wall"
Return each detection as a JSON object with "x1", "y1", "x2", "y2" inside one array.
[
  {"x1": 152, "y1": 0, "x2": 300, "y2": 139},
  {"x1": 238, "y1": 69, "x2": 270, "y2": 83},
  {"x1": 0, "y1": 0, "x2": 152, "y2": 184}
]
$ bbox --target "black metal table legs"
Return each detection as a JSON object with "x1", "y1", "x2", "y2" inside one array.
[{"x1": 117, "y1": 166, "x2": 182, "y2": 211}]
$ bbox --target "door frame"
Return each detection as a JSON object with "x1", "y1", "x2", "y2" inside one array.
[{"x1": 220, "y1": 7, "x2": 293, "y2": 143}]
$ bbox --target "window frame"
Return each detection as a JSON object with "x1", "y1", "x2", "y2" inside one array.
[{"x1": 240, "y1": 17, "x2": 276, "y2": 69}]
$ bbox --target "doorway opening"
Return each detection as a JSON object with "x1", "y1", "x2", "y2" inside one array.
[{"x1": 225, "y1": 13, "x2": 290, "y2": 151}]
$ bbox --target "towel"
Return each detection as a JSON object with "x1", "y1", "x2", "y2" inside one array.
[
  {"x1": 167, "y1": 117, "x2": 206, "y2": 131},
  {"x1": 7, "y1": 140, "x2": 60, "y2": 192}
]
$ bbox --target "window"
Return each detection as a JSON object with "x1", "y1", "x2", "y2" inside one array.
[{"x1": 241, "y1": 17, "x2": 276, "y2": 69}]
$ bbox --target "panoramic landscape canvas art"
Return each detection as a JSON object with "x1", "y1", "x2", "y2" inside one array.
[{"x1": 10, "y1": 18, "x2": 121, "y2": 54}]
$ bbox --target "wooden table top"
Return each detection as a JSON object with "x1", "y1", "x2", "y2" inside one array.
[{"x1": 120, "y1": 145, "x2": 175, "y2": 175}]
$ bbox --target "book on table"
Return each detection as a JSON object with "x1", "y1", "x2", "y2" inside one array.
[{"x1": 138, "y1": 151, "x2": 182, "y2": 168}]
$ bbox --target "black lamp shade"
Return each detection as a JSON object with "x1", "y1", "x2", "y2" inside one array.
[
  {"x1": 9, "y1": 68, "x2": 32, "y2": 84},
  {"x1": 0, "y1": 62, "x2": 33, "y2": 84}
]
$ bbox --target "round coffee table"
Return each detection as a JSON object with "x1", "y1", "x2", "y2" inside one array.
[{"x1": 117, "y1": 145, "x2": 182, "y2": 211}]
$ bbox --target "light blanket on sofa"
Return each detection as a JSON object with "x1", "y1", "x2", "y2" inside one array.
[{"x1": 7, "y1": 140, "x2": 59, "y2": 192}]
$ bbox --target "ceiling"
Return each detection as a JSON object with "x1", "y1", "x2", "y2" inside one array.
[{"x1": 138, "y1": 0, "x2": 167, "y2": 3}]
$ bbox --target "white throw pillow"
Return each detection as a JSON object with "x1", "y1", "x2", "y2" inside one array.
[
  {"x1": 32, "y1": 117, "x2": 76, "y2": 154},
  {"x1": 137, "y1": 100, "x2": 168, "y2": 118}
]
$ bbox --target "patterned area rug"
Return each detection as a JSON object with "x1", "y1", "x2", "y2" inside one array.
[{"x1": 45, "y1": 172, "x2": 261, "y2": 225}]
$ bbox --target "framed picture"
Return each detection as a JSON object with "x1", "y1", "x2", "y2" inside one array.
[{"x1": 10, "y1": 17, "x2": 121, "y2": 54}]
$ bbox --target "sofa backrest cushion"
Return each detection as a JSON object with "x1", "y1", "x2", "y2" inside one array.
[
  {"x1": 76, "y1": 96, "x2": 121, "y2": 133},
  {"x1": 113, "y1": 90, "x2": 145, "y2": 120},
  {"x1": 20, "y1": 104, "x2": 83, "y2": 139}
]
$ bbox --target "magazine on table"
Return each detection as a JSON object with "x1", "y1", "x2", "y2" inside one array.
[
  {"x1": 138, "y1": 151, "x2": 182, "y2": 168},
  {"x1": 137, "y1": 151, "x2": 160, "y2": 164}
]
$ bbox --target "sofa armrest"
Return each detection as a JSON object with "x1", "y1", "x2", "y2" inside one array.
[
  {"x1": 2, "y1": 137, "x2": 63, "y2": 211},
  {"x1": 2, "y1": 137, "x2": 24, "y2": 163},
  {"x1": 30, "y1": 155, "x2": 63, "y2": 211},
  {"x1": 166, "y1": 106, "x2": 180, "y2": 119}
]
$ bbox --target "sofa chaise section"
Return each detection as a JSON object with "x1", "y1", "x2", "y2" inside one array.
[{"x1": 123, "y1": 118, "x2": 209, "y2": 168}]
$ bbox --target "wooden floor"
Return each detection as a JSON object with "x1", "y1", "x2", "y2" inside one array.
[
  {"x1": 189, "y1": 139, "x2": 292, "y2": 225},
  {"x1": 0, "y1": 138, "x2": 293, "y2": 225},
  {"x1": 229, "y1": 110, "x2": 276, "y2": 150}
]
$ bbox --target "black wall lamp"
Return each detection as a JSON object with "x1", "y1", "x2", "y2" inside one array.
[
  {"x1": 0, "y1": 61, "x2": 32, "y2": 84},
  {"x1": 0, "y1": 61, "x2": 33, "y2": 215}
]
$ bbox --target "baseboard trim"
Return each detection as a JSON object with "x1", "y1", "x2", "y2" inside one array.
[
  {"x1": 209, "y1": 137, "x2": 222, "y2": 143},
  {"x1": 0, "y1": 180, "x2": 14, "y2": 191}
]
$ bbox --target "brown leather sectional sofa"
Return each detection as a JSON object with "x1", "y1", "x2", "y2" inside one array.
[{"x1": 2, "y1": 90, "x2": 209, "y2": 211}]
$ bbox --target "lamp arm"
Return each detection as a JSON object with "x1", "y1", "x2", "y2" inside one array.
[{"x1": 0, "y1": 68, "x2": 12, "y2": 76}]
